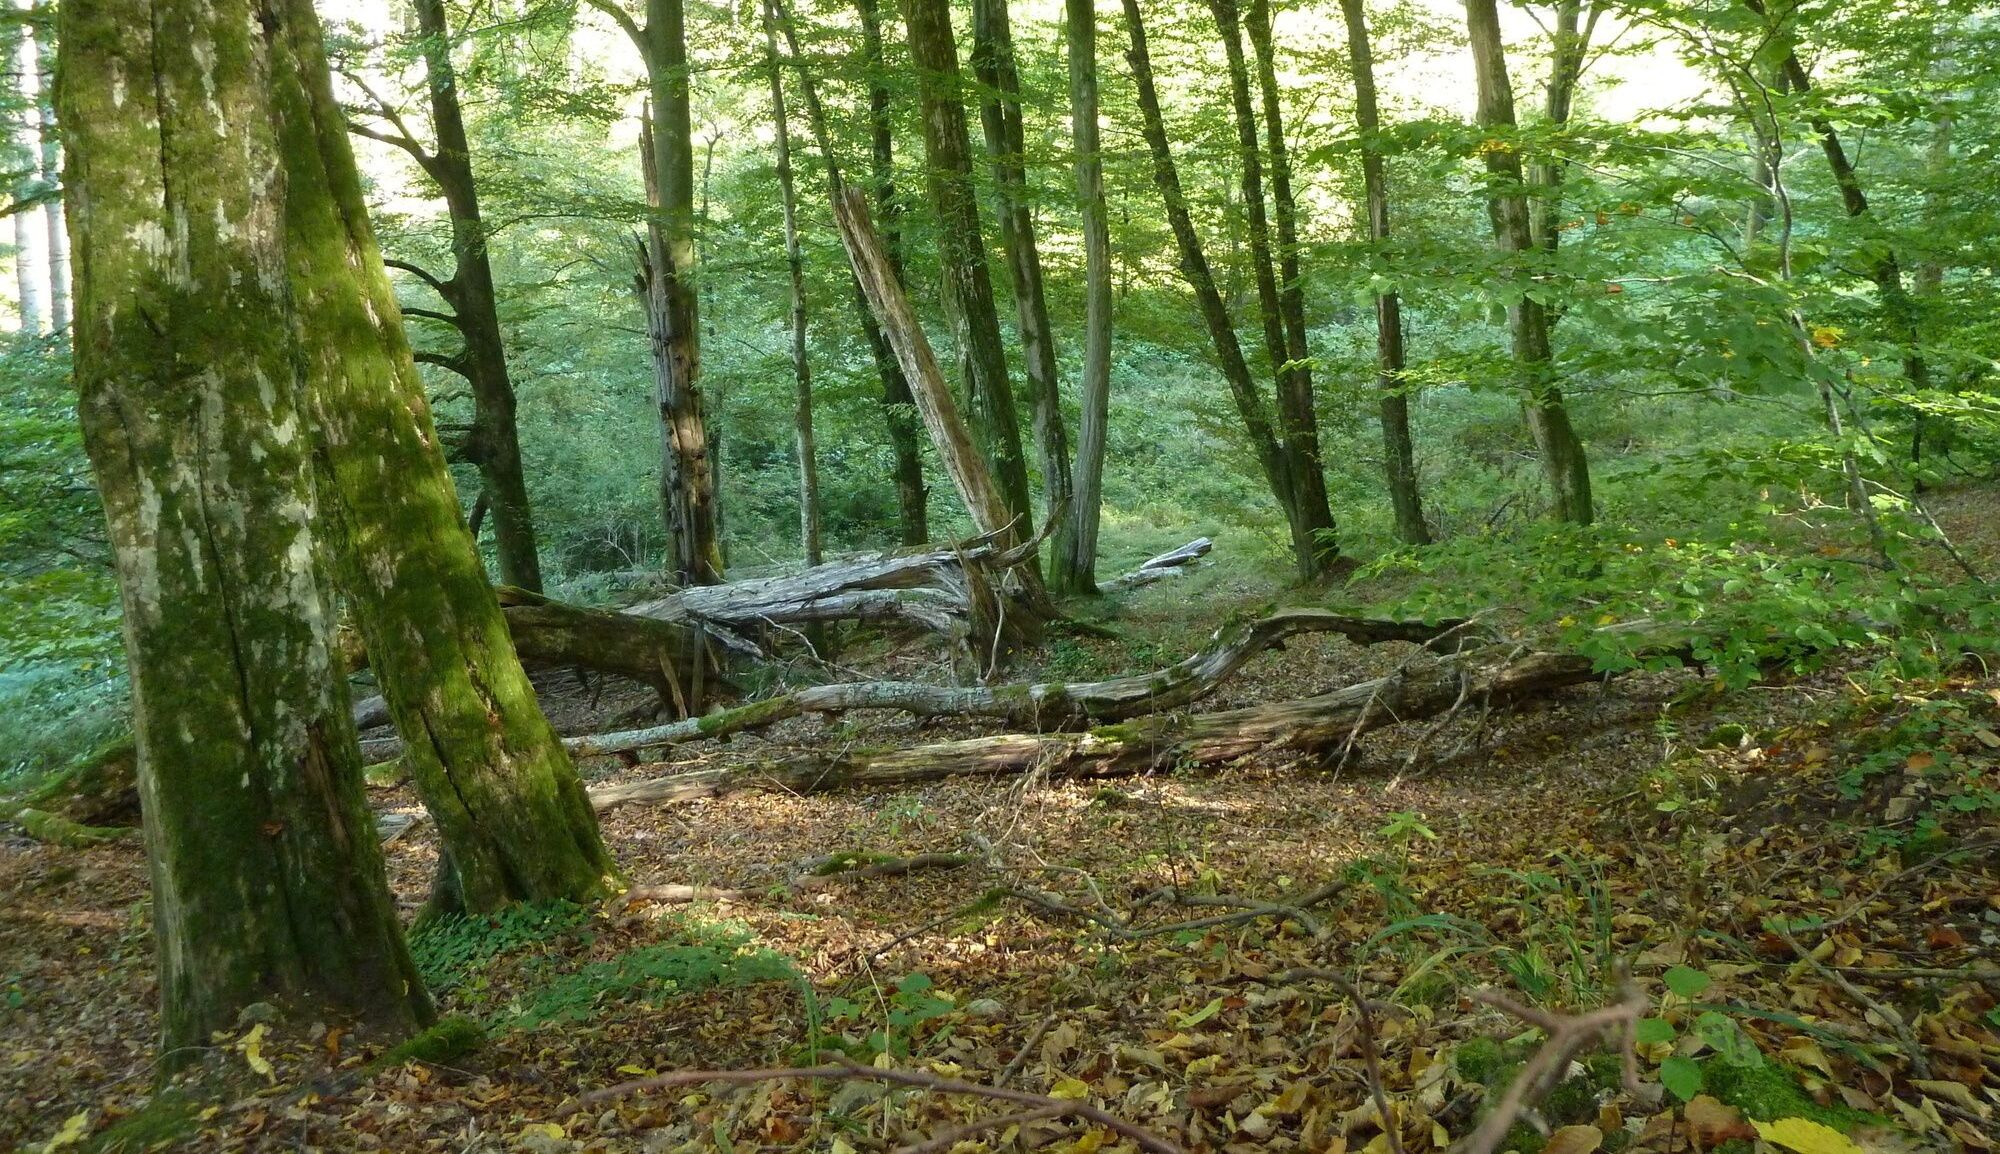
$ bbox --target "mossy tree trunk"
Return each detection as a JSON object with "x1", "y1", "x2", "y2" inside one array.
[
  {"x1": 902, "y1": 0, "x2": 1036, "y2": 531},
  {"x1": 1465, "y1": 0, "x2": 1594, "y2": 525},
  {"x1": 266, "y1": 0, "x2": 620, "y2": 916},
  {"x1": 59, "y1": 0, "x2": 430, "y2": 1062}
]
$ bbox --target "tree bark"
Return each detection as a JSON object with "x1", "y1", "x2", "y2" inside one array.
[
  {"x1": 269, "y1": 0, "x2": 620, "y2": 916},
  {"x1": 1237, "y1": 0, "x2": 1336, "y2": 565},
  {"x1": 901, "y1": 0, "x2": 1036, "y2": 529},
  {"x1": 1121, "y1": 0, "x2": 1321, "y2": 577},
  {"x1": 30, "y1": 3, "x2": 65, "y2": 334},
  {"x1": 970, "y1": 0, "x2": 1078, "y2": 587},
  {"x1": 1465, "y1": 0, "x2": 1594, "y2": 524},
  {"x1": 762, "y1": 0, "x2": 823, "y2": 566},
  {"x1": 589, "y1": 0, "x2": 727, "y2": 585},
  {"x1": 1526, "y1": 1, "x2": 1597, "y2": 257},
  {"x1": 406, "y1": 0, "x2": 545, "y2": 592},
  {"x1": 1338, "y1": 0, "x2": 1428, "y2": 544},
  {"x1": 589, "y1": 650, "x2": 1598, "y2": 811},
  {"x1": 1064, "y1": 0, "x2": 1111, "y2": 593},
  {"x1": 60, "y1": 0, "x2": 430, "y2": 1060},
  {"x1": 9, "y1": 4, "x2": 46, "y2": 338}
]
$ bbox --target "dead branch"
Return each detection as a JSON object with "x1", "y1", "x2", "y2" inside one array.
[
  {"x1": 1459, "y1": 983, "x2": 1651, "y2": 1154},
  {"x1": 568, "y1": 609, "x2": 1467, "y2": 762},
  {"x1": 1102, "y1": 537, "x2": 1213, "y2": 592},
  {"x1": 620, "y1": 851, "x2": 974, "y2": 907},
  {"x1": 1000, "y1": 879, "x2": 1347, "y2": 941},
  {"x1": 585, "y1": 650, "x2": 1598, "y2": 813},
  {"x1": 1246, "y1": 969, "x2": 1404, "y2": 1154},
  {"x1": 559, "y1": 1053, "x2": 1183, "y2": 1153}
]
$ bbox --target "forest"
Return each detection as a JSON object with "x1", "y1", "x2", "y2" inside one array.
[{"x1": 1, "y1": 0, "x2": 1998, "y2": 1149}]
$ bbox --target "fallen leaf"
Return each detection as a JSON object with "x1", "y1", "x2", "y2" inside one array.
[
  {"x1": 43, "y1": 1111, "x2": 91, "y2": 1151},
  {"x1": 1685, "y1": 1095, "x2": 1756, "y2": 1145},
  {"x1": 1543, "y1": 1124, "x2": 1604, "y2": 1154},
  {"x1": 1753, "y1": 1116, "x2": 1864, "y2": 1154}
]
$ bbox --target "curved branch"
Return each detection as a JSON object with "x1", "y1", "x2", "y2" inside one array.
[
  {"x1": 412, "y1": 349, "x2": 473, "y2": 379},
  {"x1": 384, "y1": 258, "x2": 457, "y2": 302},
  {"x1": 579, "y1": 0, "x2": 649, "y2": 60}
]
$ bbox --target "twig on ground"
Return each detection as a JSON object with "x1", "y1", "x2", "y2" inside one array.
[
  {"x1": 893, "y1": 1104, "x2": 1069, "y2": 1154},
  {"x1": 1001, "y1": 879, "x2": 1346, "y2": 942},
  {"x1": 1769, "y1": 923, "x2": 1931, "y2": 1079},
  {"x1": 1245, "y1": 968, "x2": 1405, "y2": 1154},
  {"x1": 622, "y1": 850, "x2": 973, "y2": 907},
  {"x1": 1461, "y1": 982, "x2": 1651, "y2": 1154},
  {"x1": 560, "y1": 1054, "x2": 1182, "y2": 1153},
  {"x1": 997, "y1": 1014, "x2": 1059, "y2": 1088}
]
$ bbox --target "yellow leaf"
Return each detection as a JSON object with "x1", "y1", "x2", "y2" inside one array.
[
  {"x1": 1781, "y1": 1038, "x2": 1836, "y2": 1078},
  {"x1": 240, "y1": 1023, "x2": 273, "y2": 1080},
  {"x1": 518, "y1": 1122, "x2": 567, "y2": 1140},
  {"x1": 1051, "y1": 1074, "x2": 1092, "y2": 1101},
  {"x1": 43, "y1": 1110, "x2": 91, "y2": 1151},
  {"x1": 1064, "y1": 1129, "x2": 1108, "y2": 1153},
  {"x1": 614, "y1": 1064, "x2": 654, "y2": 1076},
  {"x1": 831, "y1": 1139, "x2": 858, "y2": 1154},
  {"x1": 1753, "y1": 1117, "x2": 1864, "y2": 1154},
  {"x1": 1433, "y1": 1121, "x2": 1451, "y2": 1147}
]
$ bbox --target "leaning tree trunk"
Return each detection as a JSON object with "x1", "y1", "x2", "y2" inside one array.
[
  {"x1": 902, "y1": 0, "x2": 1036, "y2": 530},
  {"x1": 1120, "y1": 0, "x2": 1308, "y2": 574},
  {"x1": 270, "y1": 0, "x2": 619, "y2": 916},
  {"x1": 409, "y1": 0, "x2": 544, "y2": 592},
  {"x1": 60, "y1": 0, "x2": 430, "y2": 1061},
  {"x1": 762, "y1": 0, "x2": 823, "y2": 566},
  {"x1": 970, "y1": 0, "x2": 1077, "y2": 587},
  {"x1": 1214, "y1": 0, "x2": 1336, "y2": 569},
  {"x1": 1064, "y1": 0, "x2": 1112, "y2": 593},
  {"x1": 1465, "y1": 0, "x2": 1593, "y2": 524},
  {"x1": 1338, "y1": 0, "x2": 1428, "y2": 544}
]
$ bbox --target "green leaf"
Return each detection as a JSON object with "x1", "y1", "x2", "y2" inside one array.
[
  {"x1": 1635, "y1": 1017, "x2": 1676, "y2": 1045},
  {"x1": 1661, "y1": 1056, "x2": 1704, "y2": 1102},
  {"x1": 1663, "y1": 965, "x2": 1711, "y2": 998}
]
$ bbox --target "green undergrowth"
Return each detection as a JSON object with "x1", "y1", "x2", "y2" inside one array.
[
  {"x1": 507, "y1": 920, "x2": 798, "y2": 1028},
  {"x1": 407, "y1": 899, "x2": 593, "y2": 995}
]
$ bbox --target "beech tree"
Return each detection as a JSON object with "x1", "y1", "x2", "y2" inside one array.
[
  {"x1": 762, "y1": 0, "x2": 823, "y2": 566},
  {"x1": 1465, "y1": 0, "x2": 1594, "y2": 524},
  {"x1": 61, "y1": 0, "x2": 430, "y2": 1058},
  {"x1": 346, "y1": 0, "x2": 546, "y2": 593},
  {"x1": 588, "y1": 0, "x2": 726, "y2": 585},
  {"x1": 1339, "y1": 0, "x2": 1428, "y2": 543},
  {"x1": 903, "y1": 0, "x2": 1036, "y2": 529},
  {"x1": 274, "y1": 0, "x2": 619, "y2": 915},
  {"x1": 1064, "y1": 0, "x2": 1113, "y2": 592}
]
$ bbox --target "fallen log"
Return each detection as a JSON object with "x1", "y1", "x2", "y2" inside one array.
[
  {"x1": 1103, "y1": 538, "x2": 1212, "y2": 592},
  {"x1": 564, "y1": 609, "x2": 1466, "y2": 760},
  {"x1": 498, "y1": 586, "x2": 715, "y2": 708},
  {"x1": 586, "y1": 650, "x2": 1597, "y2": 812}
]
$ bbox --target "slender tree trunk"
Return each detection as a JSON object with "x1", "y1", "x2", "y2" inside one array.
[
  {"x1": 1338, "y1": 0, "x2": 1428, "y2": 544},
  {"x1": 762, "y1": 0, "x2": 822, "y2": 566},
  {"x1": 1527, "y1": 0, "x2": 1595, "y2": 256},
  {"x1": 61, "y1": 0, "x2": 431, "y2": 1062},
  {"x1": 410, "y1": 0, "x2": 544, "y2": 592},
  {"x1": 970, "y1": 0, "x2": 1077, "y2": 585},
  {"x1": 1241, "y1": 0, "x2": 1335, "y2": 564},
  {"x1": 1122, "y1": 0, "x2": 1326, "y2": 579},
  {"x1": 270, "y1": 0, "x2": 620, "y2": 916},
  {"x1": 1465, "y1": 0, "x2": 1593, "y2": 524},
  {"x1": 1064, "y1": 0, "x2": 1111, "y2": 592},
  {"x1": 31, "y1": 3, "x2": 64, "y2": 334},
  {"x1": 9, "y1": 5, "x2": 46, "y2": 338},
  {"x1": 768, "y1": 0, "x2": 928, "y2": 546},
  {"x1": 901, "y1": 0, "x2": 1036, "y2": 529}
]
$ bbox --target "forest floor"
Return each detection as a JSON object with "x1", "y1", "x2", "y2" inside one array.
[{"x1": 4, "y1": 500, "x2": 1999, "y2": 1153}]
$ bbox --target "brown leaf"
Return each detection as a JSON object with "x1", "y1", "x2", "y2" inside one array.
[
  {"x1": 1685, "y1": 1095, "x2": 1756, "y2": 1146},
  {"x1": 1542, "y1": 1123, "x2": 1604, "y2": 1154}
]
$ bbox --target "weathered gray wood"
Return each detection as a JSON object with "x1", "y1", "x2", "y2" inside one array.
[{"x1": 587, "y1": 650, "x2": 1594, "y2": 811}]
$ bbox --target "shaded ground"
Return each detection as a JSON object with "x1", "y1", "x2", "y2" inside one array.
[{"x1": 3, "y1": 515, "x2": 1998, "y2": 1153}]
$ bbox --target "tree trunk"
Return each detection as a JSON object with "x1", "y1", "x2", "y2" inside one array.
[
  {"x1": 31, "y1": 3, "x2": 65, "y2": 334},
  {"x1": 1338, "y1": 0, "x2": 1428, "y2": 544},
  {"x1": 1465, "y1": 0, "x2": 1594, "y2": 524},
  {"x1": 60, "y1": 0, "x2": 430, "y2": 1061},
  {"x1": 901, "y1": 0, "x2": 1036, "y2": 529},
  {"x1": 9, "y1": 5, "x2": 46, "y2": 338},
  {"x1": 833, "y1": 185, "x2": 1054, "y2": 651},
  {"x1": 269, "y1": 0, "x2": 620, "y2": 916},
  {"x1": 846, "y1": 0, "x2": 930, "y2": 545},
  {"x1": 634, "y1": 0, "x2": 725, "y2": 586},
  {"x1": 1120, "y1": 0, "x2": 1317, "y2": 576},
  {"x1": 1240, "y1": 0, "x2": 1336, "y2": 564},
  {"x1": 1526, "y1": 1, "x2": 1596, "y2": 257},
  {"x1": 1064, "y1": 0, "x2": 1111, "y2": 593},
  {"x1": 409, "y1": 0, "x2": 545, "y2": 592},
  {"x1": 970, "y1": 0, "x2": 1077, "y2": 587},
  {"x1": 762, "y1": 0, "x2": 823, "y2": 566}
]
